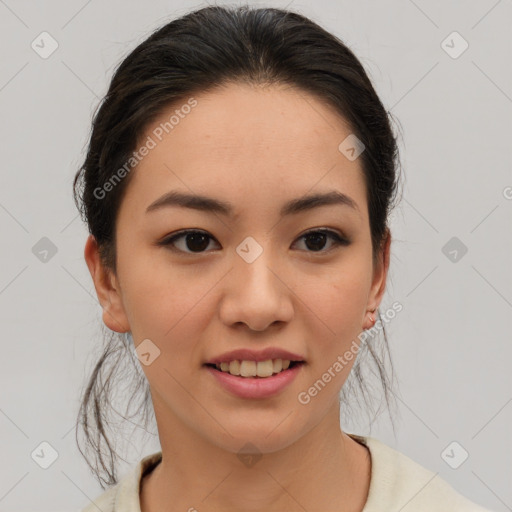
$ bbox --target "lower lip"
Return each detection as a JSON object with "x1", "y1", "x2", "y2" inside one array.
[{"x1": 204, "y1": 363, "x2": 304, "y2": 399}]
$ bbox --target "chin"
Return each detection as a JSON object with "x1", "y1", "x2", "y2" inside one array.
[{"x1": 199, "y1": 414, "x2": 308, "y2": 455}]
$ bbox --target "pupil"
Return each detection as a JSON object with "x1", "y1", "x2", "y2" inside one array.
[
  {"x1": 305, "y1": 233, "x2": 326, "y2": 251},
  {"x1": 186, "y1": 233, "x2": 209, "y2": 252}
]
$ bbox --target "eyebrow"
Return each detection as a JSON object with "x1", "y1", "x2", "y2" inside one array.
[{"x1": 145, "y1": 190, "x2": 360, "y2": 217}]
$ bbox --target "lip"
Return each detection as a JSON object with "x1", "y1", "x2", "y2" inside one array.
[
  {"x1": 204, "y1": 362, "x2": 304, "y2": 399},
  {"x1": 204, "y1": 347, "x2": 305, "y2": 365}
]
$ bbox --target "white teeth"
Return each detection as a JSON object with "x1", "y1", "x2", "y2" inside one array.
[
  {"x1": 214, "y1": 358, "x2": 295, "y2": 377},
  {"x1": 240, "y1": 360, "x2": 257, "y2": 377},
  {"x1": 255, "y1": 359, "x2": 274, "y2": 377},
  {"x1": 229, "y1": 360, "x2": 240, "y2": 376}
]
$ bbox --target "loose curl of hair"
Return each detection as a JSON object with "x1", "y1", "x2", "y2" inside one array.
[{"x1": 73, "y1": 4, "x2": 404, "y2": 489}]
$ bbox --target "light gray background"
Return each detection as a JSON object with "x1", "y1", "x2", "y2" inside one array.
[{"x1": 1, "y1": 1, "x2": 511, "y2": 511}]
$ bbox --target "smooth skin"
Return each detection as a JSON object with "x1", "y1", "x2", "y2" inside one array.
[{"x1": 85, "y1": 81, "x2": 391, "y2": 512}]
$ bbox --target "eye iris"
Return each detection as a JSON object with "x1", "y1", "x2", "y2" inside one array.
[
  {"x1": 186, "y1": 232, "x2": 210, "y2": 252},
  {"x1": 305, "y1": 232, "x2": 327, "y2": 252}
]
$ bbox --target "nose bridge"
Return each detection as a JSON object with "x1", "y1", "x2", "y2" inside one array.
[
  {"x1": 219, "y1": 235, "x2": 293, "y2": 330},
  {"x1": 235, "y1": 234, "x2": 282, "y2": 298}
]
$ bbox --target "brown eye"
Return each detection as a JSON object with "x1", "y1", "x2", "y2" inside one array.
[
  {"x1": 159, "y1": 230, "x2": 219, "y2": 253},
  {"x1": 293, "y1": 229, "x2": 350, "y2": 253}
]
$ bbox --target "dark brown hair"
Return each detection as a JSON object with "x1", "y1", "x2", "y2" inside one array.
[{"x1": 73, "y1": 4, "x2": 404, "y2": 488}]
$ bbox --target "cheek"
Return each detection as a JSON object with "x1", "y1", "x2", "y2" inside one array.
[
  {"x1": 119, "y1": 255, "x2": 217, "y2": 350},
  {"x1": 296, "y1": 263, "x2": 371, "y2": 338},
  {"x1": 295, "y1": 274, "x2": 369, "y2": 395}
]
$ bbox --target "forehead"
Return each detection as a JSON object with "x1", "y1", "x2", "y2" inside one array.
[{"x1": 123, "y1": 82, "x2": 367, "y2": 220}]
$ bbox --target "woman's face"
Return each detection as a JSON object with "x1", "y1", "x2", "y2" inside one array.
[{"x1": 87, "y1": 82, "x2": 390, "y2": 454}]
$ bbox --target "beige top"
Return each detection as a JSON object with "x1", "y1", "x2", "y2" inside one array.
[{"x1": 81, "y1": 433, "x2": 494, "y2": 512}]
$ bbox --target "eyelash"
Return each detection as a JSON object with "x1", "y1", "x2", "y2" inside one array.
[{"x1": 158, "y1": 228, "x2": 350, "y2": 255}]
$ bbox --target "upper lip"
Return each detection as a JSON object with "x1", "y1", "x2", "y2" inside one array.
[{"x1": 204, "y1": 347, "x2": 305, "y2": 365}]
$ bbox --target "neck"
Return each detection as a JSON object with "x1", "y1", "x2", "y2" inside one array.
[{"x1": 140, "y1": 400, "x2": 371, "y2": 512}]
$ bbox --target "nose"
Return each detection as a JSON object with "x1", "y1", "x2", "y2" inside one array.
[{"x1": 218, "y1": 247, "x2": 294, "y2": 332}]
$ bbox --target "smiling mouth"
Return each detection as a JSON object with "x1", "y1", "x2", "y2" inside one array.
[{"x1": 204, "y1": 360, "x2": 304, "y2": 378}]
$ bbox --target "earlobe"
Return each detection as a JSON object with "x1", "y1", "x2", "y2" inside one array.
[
  {"x1": 83, "y1": 234, "x2": 130, "y2": 333},
  {"x1": 362, "y1": 308, "x2": 377, "y2": 331}
]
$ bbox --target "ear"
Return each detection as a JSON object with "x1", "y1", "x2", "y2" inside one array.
[
  {"x1": 363, "y1": 228, "x2": 391, "y2": 328},
  {"x1": 84, "y1": 234, "x2": 130, "y2": 333}
]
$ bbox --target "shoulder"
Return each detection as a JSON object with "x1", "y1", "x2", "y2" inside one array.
[
  {"x1": 80, "y1": 452, "x2": 163, "y2": 512},
  {"x1": 81, "y1": 485, "x2": 117, "y2": 512},
  {"x1": 348, "y1": 434, "x2": 495, "y2": 512}
]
